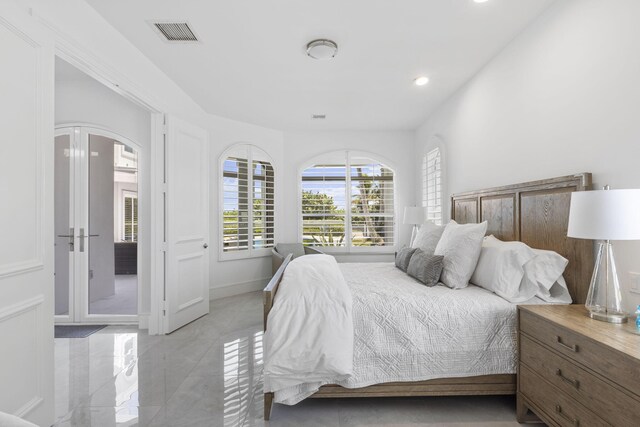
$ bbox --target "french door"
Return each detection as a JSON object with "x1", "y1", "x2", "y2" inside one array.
[{"x1": 54, "y1": 126, "x2": 139, "y2": 324}]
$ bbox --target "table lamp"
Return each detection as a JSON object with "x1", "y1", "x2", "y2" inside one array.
[
  {"x1": 404, "y1": 207, "x2": 426, "y2": 247},
  {"x1": 568, "y1": 186, "x2": 640, "y2": 323}
]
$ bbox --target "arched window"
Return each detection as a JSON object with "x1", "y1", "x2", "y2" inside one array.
[
  {"x1": 220, "y1": 144, "x2": 274, "y2": 259},
  {"x1": 422, "y1": 147, "x2": 442, "y2": 225},
  {"x1": 301, "y1": 152, "x2": 395, "y2": 251}
]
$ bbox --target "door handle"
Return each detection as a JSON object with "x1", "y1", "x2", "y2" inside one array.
[
  {"x1": 203, "y1": 243, "x2": 209, "y2": 249},
  {"x1": 78, "y1": 228, "x2": 100, "y2": 252},
  {"x1": 57, "y1": 227, "x2": 75, "y2": 251}
]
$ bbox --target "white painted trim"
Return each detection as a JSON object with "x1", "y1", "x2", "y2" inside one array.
[
  {"x1": 0, "y1": 14, "x2": 46, "y2": 280},
  {"x1": 210, "y1": 277, "x2": 271, "y2": 300},
  {"x1": 0, "y1": 295, "x2": 44, "y2": 322},
  {"x1": 149, "y1": 113, "x2": 165, "y2": 335},
  {"x1": 138, "y1": 312, "x2": 150, "y2": 330},
  {"x1": 0, "y1": 295, "x2": 46, "y2": 418}
]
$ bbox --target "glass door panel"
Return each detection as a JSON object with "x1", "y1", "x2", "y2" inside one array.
[
  {"x1": 87, "y1": 134, "x2": 138, "y2": 316},
  {"x1": 54, "y1": 133, "x2": 73, "y2": 317}
]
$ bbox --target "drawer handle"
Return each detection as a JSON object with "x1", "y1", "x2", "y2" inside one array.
[
  {"x1": 556, "y1": 369, "x2": 580, "y2": 389},
  {"x1": 556, "y1": 336, "x2": 579, "y2": 352},
  {"x1": 555, "y1": 404, "x2": 580, "y2": 427}
]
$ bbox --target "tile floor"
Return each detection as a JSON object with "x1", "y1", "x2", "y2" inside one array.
[
  {"x1": 54, "y1": 291, "x2": 535, "y2": 426},
  {"x1": 89, "y1": 275, "x2": 138, "y2": 315}
]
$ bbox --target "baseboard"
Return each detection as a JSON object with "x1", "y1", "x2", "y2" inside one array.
[
  {"x1": 138, "y1": 312, "x2": 150, "y2": 329},
  {"x1": 210, "y1": 277, "x2": 271, "y2": 300}
]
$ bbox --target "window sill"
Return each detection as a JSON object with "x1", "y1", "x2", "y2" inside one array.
[
  {"x1": 219, "y1": 248, "x2": 272, "y2": 262},
  {"x1": 314, "y1": 247, "x2": 397, "y2": 256}
]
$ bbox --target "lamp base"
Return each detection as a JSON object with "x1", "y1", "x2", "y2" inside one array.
[
  {"x1": 585, "y1": 241, "x2": 628, "y2": 324},
  {"x1": 588, "y1": 311, "x2": 628, "y2": 324}
]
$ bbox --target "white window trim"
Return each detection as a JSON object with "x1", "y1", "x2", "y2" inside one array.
[
  {"x1": 218, "y1": 143, "x2": 275, "y2": 262},
  {"x1": 297, "y1": 150, "x2": 397, "y2": 255}
]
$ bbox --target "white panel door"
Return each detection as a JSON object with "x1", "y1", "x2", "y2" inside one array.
[
  {"x1": 165, "y1": 116, "x2": 210, "y2": 333},
  {"x1": 0, "y1": 4, "x2": 54, "y2": 426}
]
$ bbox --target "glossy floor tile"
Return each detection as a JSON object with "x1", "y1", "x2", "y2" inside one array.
[{"x1": 54, "y1": 291, "x2": 541, "y2": 426}]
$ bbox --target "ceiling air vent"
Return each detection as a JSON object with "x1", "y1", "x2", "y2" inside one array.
[
  {"x1": 151, "y1": 22, "x2": 199, "y2": 43},
  {"x1": 311, "y1": 114, "x2": 326, "y2": 120}
]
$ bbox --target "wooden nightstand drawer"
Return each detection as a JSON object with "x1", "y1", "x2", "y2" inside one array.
[
  {"x1": 520, "y1": 309, "x2": 638, "y2": 395},
  {"x1": 520, "y1": 334, "x2": 640, "y2": 426},
  {"x1": 520, "y1": 365, "x2": 609, "y2": 427}
]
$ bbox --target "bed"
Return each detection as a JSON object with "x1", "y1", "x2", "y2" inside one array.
[{"x1": 262, "y1": 173, "x2": 594, "y2": 420}]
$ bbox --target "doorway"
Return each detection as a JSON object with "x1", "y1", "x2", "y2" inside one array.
[{"x1": 54, "y1": 126, "x2": 140, "y2": 323}]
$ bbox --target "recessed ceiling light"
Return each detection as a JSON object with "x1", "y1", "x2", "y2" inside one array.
[
  {"x1": 414, "y1": 76, "x2": 429, "y2": 86},
  {"x1": 306, "y1": 39, "x2": 338, "y2": 60},
  {"x1": 474, "y1": 0, "x2": 490, "y2": 3}
]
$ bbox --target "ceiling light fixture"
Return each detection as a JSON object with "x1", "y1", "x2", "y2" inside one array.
[
  {"x1": 306, "y1": 39, "x2": 338, "y2": 60},
  {"x1": 414, "y1": 76, "x2": 429, "y2": 86},
  {"x1": 474, "y1": 0, "x2": 490, "y2": 3}
]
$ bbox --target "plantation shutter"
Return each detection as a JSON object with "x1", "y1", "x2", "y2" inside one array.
[
  {"x1": 123, "y1": 194, "x2": 138, "y2": 242},
  {"x1": 350, "y1": 160, "x2": 394, "y2": 247},
  {"x1": 222, "y1": 145, "x2": 275, "y2": 256},
  {"x1": 301, "y1": 165, "x2": 347, "y2": 247},
  {"x1": 424, "y1": 148, "x2": 442, "y2": 225},
  {"x1": 252, "y1": 159, "x2": 274, "y2": 249},
  {"x1": 223, "y1": 156, "x2": 250, "y2": 252}
]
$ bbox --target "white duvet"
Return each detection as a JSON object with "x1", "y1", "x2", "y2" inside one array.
[
  {"x1": 263, "y1": 255, "x2": 353, "y2": 402},
  {"x1": 264, "y1": 260, "x2": 526, "y2": 405}
]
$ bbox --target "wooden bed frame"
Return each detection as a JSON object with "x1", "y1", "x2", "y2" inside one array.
[{"x1": 263, "y1": 173, "x2": 594, "y2": 420}]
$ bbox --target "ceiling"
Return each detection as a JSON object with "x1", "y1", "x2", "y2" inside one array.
[{"x1": 85, "y1": 0, "x2": 555, "y2": 131}]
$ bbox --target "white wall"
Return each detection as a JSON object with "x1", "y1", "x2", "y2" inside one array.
[
  {"x1": 282, "y1": 130, "x2": 417, "y2": 262},
  {"x1": 55, "y1": 74, "x2": 150, "y2": 144},
  {"x1": 415, "y1": 0, "x2": 640, "y2": 313}
]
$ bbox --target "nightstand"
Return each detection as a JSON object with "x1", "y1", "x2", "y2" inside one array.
[{"x1": 517, "y1": 304, "x2": 640, "y2": 426}]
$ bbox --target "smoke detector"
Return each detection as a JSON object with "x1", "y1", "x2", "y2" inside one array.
[
  {"x1": 150, "y1": 21, "x2": 199, "y2": 43},
  {"x1": 306, "y1": 39, "x2": 338, "y2": 60}
]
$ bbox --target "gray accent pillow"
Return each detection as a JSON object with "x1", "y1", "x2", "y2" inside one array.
[
  {"x1": 411, "y1": 221, "x2": 445, "y2": 255},
  {"x1": 406, "y1": 249, "x2": 444, "y2": 287},
  {"x1": 395, "y1": 247, "x2": 417, "y2": 272}
]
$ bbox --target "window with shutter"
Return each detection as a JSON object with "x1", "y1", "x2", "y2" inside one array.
[
  {"x1": 123, "y1": 192, "x2": 138, "y2": 242},
  {"x1": 301, "y1": 152, "x2": 395, "y2": 251},
  {"x1": 423, "y1": 147, "x2": 442, "y2": 226},
  {"x1": 221, "y1": 145, "x2": 275, "y2": 259}
]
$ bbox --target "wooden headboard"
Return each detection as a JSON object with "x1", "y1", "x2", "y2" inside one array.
[{"x1": 451, "y1": 173, "x2": 594, "y2": 304}]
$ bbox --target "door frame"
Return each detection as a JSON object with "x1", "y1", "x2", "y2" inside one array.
[
  {"x1": 54, "y1": 124, "x2": 145, "y2": 325},
  {"x1": 38, "y1": 12, "x2": 173, "y2": 333}
]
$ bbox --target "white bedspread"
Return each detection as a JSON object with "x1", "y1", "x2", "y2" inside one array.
[
  {"x1": 266, "y1": 261, "x2": 522, "y2": 405},
  {"x1": 263, "y1": 255, "x2": 354, "y2": 402}
]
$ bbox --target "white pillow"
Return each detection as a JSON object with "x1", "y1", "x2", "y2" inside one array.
[
  {"x1": 523, "y1": 248, "x2": 569, "y2": 294},
  {"x1": 471, "y1": 236, "x2": 539, "y2": 303},
  {"x1": 537, "y1": 275, "x2": 573, "y2": 303},
  {"x1": 411, "y1": 221, "x2": 445, "y2": 255},
  {"x1": 435, "y1": 220, "x2": 488, "y2": 289}
]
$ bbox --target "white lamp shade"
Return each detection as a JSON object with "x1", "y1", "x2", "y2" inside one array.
[
  {"x1": 403, "y1": 207, "x2": 426, "y2": 225},
  {"x1": 568, "y1": 189, "x2": 640, "y2": 240}
]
